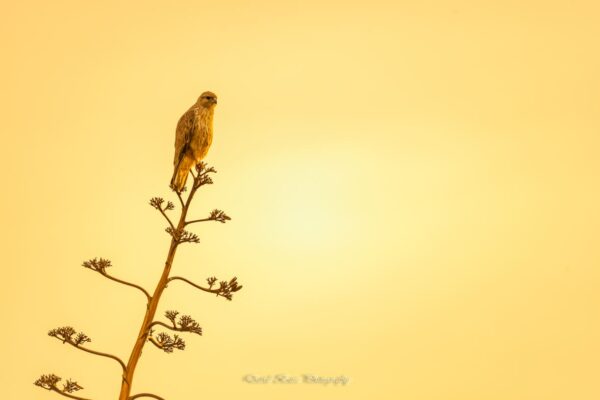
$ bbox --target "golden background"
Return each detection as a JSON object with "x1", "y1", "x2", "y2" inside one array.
[{"x1": 1, "y1": 1, "x2": 599, "y2": 399}]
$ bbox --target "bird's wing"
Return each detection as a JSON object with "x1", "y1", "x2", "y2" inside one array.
[{"x1": 174, "y1": 107, "x2": 196, "y2": 166}]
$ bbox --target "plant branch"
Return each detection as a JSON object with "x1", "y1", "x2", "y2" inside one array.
[
  {"x1": 48, "y1": 327, "x2": 127, "y2": 372},
  {"x1": 49, "y1": 387, "x2": 92, "y2": 400},
  {"x1": 71, "y1": 341, "x2": 127, "y2": 372},
  {"x1": 82, "y1": 258, "x2": 151, "y2": 302},
  {"x1": 147, "y1": 312, "x2": 202, "y2": 336},
  {"x1": 158, "y1": 208, "x2": 175, "y2": 231},
  {"x1": 35, "y1": 374, "x2": 90, "y2": 400},
  {"x1": 168, "y1": 276, "x2": 219, "y2": 294},
  {"x1": 185, "y1": 217, "x2": 211, "y2": 225},
  {"x1": 168, "y1": 275, "x2": 242, "y2": 301},
  {"x1": 148, "y1": 321, "x2": 177, "y2": 332},
  {"x1": 129, "y1": 394, "x2": 166, "y2": 400},
  {"x1": 186, "y1": 209, "x2": 231, "y2": 225},
  {"x1": 149, "y1": 197, "x2": 176, "y2": 231},
  {"x1": 175, "y1": 190, "x2": 184, "y2": 208},
  {"x1": 102, "y1": 272, "x2": 151, "y2": 302},
  {"x1": 147, "y1": 336, "x2": 165, "y2": 351}
]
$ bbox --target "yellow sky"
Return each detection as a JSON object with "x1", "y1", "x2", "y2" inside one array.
[{"x1": 1, "y1": 1, "x2": 599, "y2": 399}]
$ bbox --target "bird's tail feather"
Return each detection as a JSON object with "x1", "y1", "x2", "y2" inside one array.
[{"x1": 170, "y1": 160, "x2": 189, "y2": 192}]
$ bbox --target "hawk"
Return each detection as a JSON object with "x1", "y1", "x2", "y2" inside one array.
[{"x1": 170, "y1": 91, "x2": 218, "y2": 192}]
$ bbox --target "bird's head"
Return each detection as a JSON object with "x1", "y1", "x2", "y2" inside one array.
[{"x1": 198, "y1": 91, "x2": 218, "y2": 108}]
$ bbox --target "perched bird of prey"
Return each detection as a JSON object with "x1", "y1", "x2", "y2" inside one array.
[{"x1": 170, "y1": 91, "x2": 218, "y2": 192}]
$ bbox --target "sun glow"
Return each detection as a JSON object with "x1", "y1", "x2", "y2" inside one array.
[{"x1": 256, "y1": 152, "x2": 355, "y2": 252}]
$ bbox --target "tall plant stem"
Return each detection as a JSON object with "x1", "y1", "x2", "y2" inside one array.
[{"x1": 118, "y1": 182, "x2": 200, "y2": 400}]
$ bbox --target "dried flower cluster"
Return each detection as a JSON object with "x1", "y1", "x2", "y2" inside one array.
[
  {"x1": 208, "y1": 276, "x2": 242, "y2": 300},
  {"x1": 149, "y1": 197, "x2": 175, "y2": 211},
  {"x1": 149, "y1": 332, "x2": 186, "y2": 353},
  {"x1": 35, "y1": 374, "x2": 84, "y2": 394},
  {"x1": 164, "y1": 310, "x2": 203, "y2": 335},
  {"x1": 191, "y1": 162, "x2": 216, "y2": 188},
  {"x1": 82, "y1": 258, "x2": 111, "y2": 274},
  {"x1": 209, "y1": 209, "x2": 231, "y2": 223},
  {"x1": 166, "y1": 227, "x2": 201, "y2": 243},
  {"x1": 35, "y1": 374, "x2": 62, "y2": 390},
  {"x1": 49, "y1": 326, "x2": 91, "y2": 346}
]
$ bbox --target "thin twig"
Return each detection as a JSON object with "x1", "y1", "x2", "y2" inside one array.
[
  {"x1": 157, "y1": 208, "x2": 175, "y2": 231},
  {"x1": 49, "y1": 386, "x2": 92, "y2": 400},
  {"x1": 184, "y1": 217, "x2": 211, "y2": 225},
  {"x1": 147, "y1": 319, "x2": 202, "y2": 337},
  {"x1": 167, "y1": 276, "x2": 220, "y2": 295},
  {"x1": 175, "y1": 191, "x2": 184, "y2": 208},
  {"x1": 101, "y1": 272, "x2": 151, "y2": 302},
  {"x1": 73, "y1": 344, "x2": 127, "y2": 372},
  {"x1": 147, "y1": 321, "x2": 177, "y2": 332},
  {"x1": 147, "y1": 336, "x2": 164, "y2": 350},
  {"x1": 184, "y1": 180, "x2": 200, "y2": 209},
  {"x1": 129, "y1": 393, "x2": 166, "y2": 400},
  {"x1": 60, "y1": 339, "x2": 127, "y2": 373}
]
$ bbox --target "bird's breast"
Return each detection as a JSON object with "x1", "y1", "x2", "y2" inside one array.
[{"x1": 191, "y1": 108, "x2": 214, "y2": 161}]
